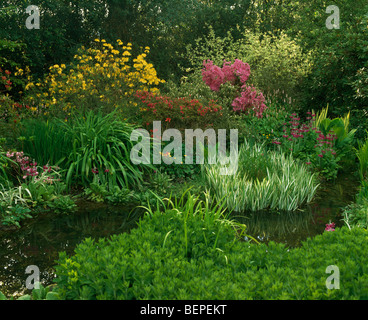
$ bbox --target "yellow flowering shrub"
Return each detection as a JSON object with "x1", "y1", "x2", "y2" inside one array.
[{"x1": 24, "y1": 39, "x2": 165, "y2": 117}]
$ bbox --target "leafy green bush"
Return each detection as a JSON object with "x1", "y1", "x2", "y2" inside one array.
[
  {"x1": 0, "y1": 283, "x2": 59, "y2": 300},
  {"x1": 184, "y1": 27, "x2": 313, "y2": 104},
  {"x1": 297, "y1": 4, "x2": 368, "y2": 113},
  {"x1": 84, "y1": 182, "x2": 135, "y2": 205},
  {"x1": 53, "y1": 194, "x2": 368, "y2": 299},
  {"x1": 204, "y1": 141, "x2": 319, "y2": 212},
  {"x1": 352, "y1": 66, "x2": 368, "y2": 106},
  {"x1": 240, "y1": 98, "x2": 290, "y2": 146},
  {"x1": 241, "y1": 0, "x2": 368, "y2": 114}
]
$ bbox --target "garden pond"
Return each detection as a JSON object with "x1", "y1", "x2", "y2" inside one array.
[{"x1": 0, "y1": 174, "x2": 360, "y2": 298}]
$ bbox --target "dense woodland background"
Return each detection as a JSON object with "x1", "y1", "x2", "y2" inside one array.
[{"x1": 1, "y1": 0, "x2": 367, "y2": 116}]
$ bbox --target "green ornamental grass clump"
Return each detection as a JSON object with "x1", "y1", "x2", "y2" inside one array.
[
  {"x1": 20, "y1": 110, "x2": 150, "y2": 190},
  {"x1": 52, "y1": 193, "x2": 368, "y2": 300},
  {"x1": 204, "y1": 141, "x2": 319, "y2": 212}
]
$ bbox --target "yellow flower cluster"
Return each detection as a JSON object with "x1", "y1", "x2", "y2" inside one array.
[
  {"x1": 159, "y1": 151, "x2": 186, "y2": 164},
  {"x1": 14, "y1": 65, "x2": 31, "y2": 77},
  {"x1": 25, "y1": 39, "x2": 165, "y2": 114}
]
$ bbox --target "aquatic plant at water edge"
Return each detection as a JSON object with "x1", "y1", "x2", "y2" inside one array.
[
  {"x1": 0, "y1": 184, "x2": 32, "y2": 227},
  {"x1": 204, "y1": 141, "x2": 319, "y2": 212},
  {"x1": 59, "y1": 110, "x2": 151, "y2": 189},
  {"x1": 356, "y1": 136, "x2": 368, "y2": 181}
]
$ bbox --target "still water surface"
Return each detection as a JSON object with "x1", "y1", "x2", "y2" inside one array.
[
  {"x1": 0, "y1": 201, "x2": 143, "y2": 297},
  {"x1": 0, "y1": 175, "x2": 360, "y2": 297}
]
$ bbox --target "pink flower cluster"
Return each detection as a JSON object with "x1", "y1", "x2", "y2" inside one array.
[
  {"x1": 222, "y1": 59, "x2": 251, "y2": 85},
  {"x1": 6, "y1": 151, "x2": 38, "y2": 178},
  {"x1": 232, "y1": 86, "x2": 267, "y2": 118},
  {"x1": 325, "y1": 222, "x2": 336, "y2": 232},
  {"x1": 6, "y1": 150, "x2": 57, "y2": 182},
  {"x1": 314, "y1": 131, "x2": 337, "y2": 158},
  {"x1": 202, "y1": 59, "x2": 267, "y2": 118},
  {"x1": 202, "y1": 60, "x2": 225, "y2": 91},
  {"x1": 91, "y1": 167, "x2": 110, "y2": 175},
  {"x1": 202, "y1": 59, "x2": 251, "y2": 91},
  {"x1": 272, "y1": 112, "x2": 338, "y2": 159}
]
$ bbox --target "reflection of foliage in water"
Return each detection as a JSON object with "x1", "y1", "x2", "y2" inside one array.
[
  {"x1": 234, "y1": 209, "x2": 314, "y2": 247},
  {"x1": 234, "y1": 174, "x2": 360, "y2": 247},
  {"x1": 0, "y1": 201, "x2": 143, "y2": 298}
]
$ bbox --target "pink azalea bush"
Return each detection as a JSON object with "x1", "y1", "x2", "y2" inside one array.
[
  {"x1": 202, "y1": 60, "x2": 225, "y2": 91},
  {"x1": 232, "y1": 86, "x2": 267, "y2": 118},
  {"x1": 202, "y1": 59, "x2": 266, "y2": 118},
  {"x1": 231, "y1": 59, "x2": 251, "y2": 84}
]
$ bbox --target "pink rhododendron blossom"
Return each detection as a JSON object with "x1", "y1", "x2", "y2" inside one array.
[
  {"x1": 232, "y1": 86, "x2": 267, "y2": 118},
  {"x1": 221, "y1": 60, "x2": 237, "y2": 84},
  {"x1": 202, "y1": 59, "x2": 251, "y2": 91},
  {"x1": 202, "y1": 60, "x2": 224, "y2": 91},
  {"x1": 231, "y1": 59, "x2": 251, "y2": 84},
  {"x1": 202, "y1": 59, "x2": 265, "y2": 117}
]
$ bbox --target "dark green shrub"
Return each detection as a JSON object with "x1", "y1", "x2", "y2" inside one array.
[{"x1": 53, "y1": 194, "x2": 368, "y2": 300}]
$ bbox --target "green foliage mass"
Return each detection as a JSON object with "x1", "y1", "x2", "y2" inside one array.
[
  {"x1": 184, "y1": 27, "x2": 313, "y2": 104},
  {"x1": 20, "y1": 111, "x2": 149, "y2": 190},
  {"x1": 0, "y1": 0, "x2": 253, "y2": 83},
  {"x1": 53, "y1": 196, "x2": 368, "y2": 299},
  {"x1": 2, "y1": 0, "x2": 367, "y2": 117}
]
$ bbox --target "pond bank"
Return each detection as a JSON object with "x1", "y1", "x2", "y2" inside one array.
[
  {"x1": 0, "y1": 200, "x2": 143, "y2": 298},
  {"x1": 0, "y1": 173, "x2": 360, "y2": 297},
  {"x1": 235, "y1": 173, "x2": 360, "y2": 247}
]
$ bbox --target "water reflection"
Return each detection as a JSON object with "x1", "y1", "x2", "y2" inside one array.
[
  {"x1": 0, "y1": 174, "x2": 360, "y2": 297},
  {"x1": 233, "y1": 174, "x2": 360, "y2": 247},
  {"x1": 0, "y1": 201, "x2": 143, "y2": 298}
]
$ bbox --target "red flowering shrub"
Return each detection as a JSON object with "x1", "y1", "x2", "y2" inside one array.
[
  {"x1": 0, "y1": 68, "x2": 12, "y2": 93},
  {"x1": 0, "y1": 68, "x2": 31, "y2": 123},
  {"x1": 134, "y1": 90, "x2": 223, "y2": 132},
  {"x1": 201, "y1": 59, "x2": 267, "y2": 118}
]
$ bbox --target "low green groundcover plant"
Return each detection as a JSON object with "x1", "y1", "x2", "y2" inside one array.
[
  {"x1": 204, "y1": 141, "x2": 319, "y2": 212},
  {"x1": 51, "y1": 193, "x2": 368, "y2": 300}
]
